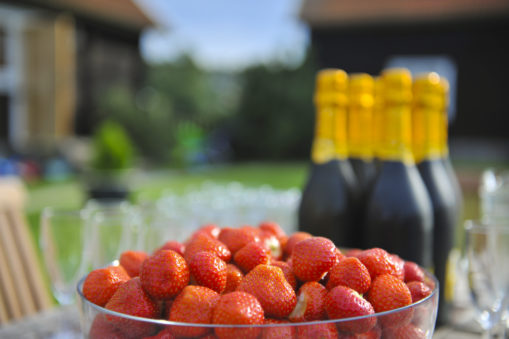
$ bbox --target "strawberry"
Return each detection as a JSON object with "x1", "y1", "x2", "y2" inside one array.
[
  {"x1": 325, "y1": 285, "x2": 376, "y2": 334},
  {"x1": 184, "y1": 232, "x2": 231, "y2": 263},
  {"x1": 383, "y1": 323, "x2": 426, "y2": 339},
  {"x1": 260, "y1": 232, "x2": 283, "y2": 260},
  {"x1": 403, "y1": 261, "x2": 425, "y2": 283},
  {"x1": 189, "y1": 251, "x2": 227, "y2": 293},
  {"x1": 142, "y1": 328, "x2": 175, "y2": 339},
  {"x1": 140, "y1": 250, "x2": 189, "y2": 300},
  {"x1": 169, "y1": 285, "x2": 220, "y2": 338},
  {"x1": 284, "y1": 232, "x2": 311, "y2": 258},
  {"x1": 335, "y1": 248, "x2": 346, "y2": 263},
  {"x1": 120, "y1": 250, "x2": 148, "y2": 277},
  {"x1": 262, "y1": 318, "x2": 296, "y2": 339},
  {"x1": 234, "y1": 241, "x2": 271, "y2": 273},
  {"x1": 389, "y1": 254, "x2": 405, "y2": 281},
  {"x1": 89, "y1": 314, "x2": 127, "y2": 339},
  {"x1": 344, "y1": 248, "x2": 363, "y2": 258},
  {"x1": 195, "y1": 223, "x2": 221, "y2": 239},
  {"x1": 237, "y1": 264, "x2": 297, "y2": 318},
  {"x1": 224, "y1": 263, "x2": 243, "y2": 293},
  {"x1": 154, "y1": 241, "x2": 185, "y2": 256},
  {"x1": 326, "y1": 257, "x2": 371, "y2": 294},
  {"x1": 352, "y1": 326, "x2": 382, "y2": 339},
  {"x1": 83, "y1": 265, "x2": 130, "y2": 307},
  {"x1": 212, "y1": 291, "x2": 264, "y2": 339},
  {"x1": 271, "y1": 260, "x2": 297, "y2": 291},
  {"x1": 356, "y1": 248, "x2": 401, "y2": 280},
  {"x1": 288, "y1": 281, "x2": 327, "y2": 322},
  {"x1": 218, "y1": 226, "x2": 260, "y2": 254},
  {"x1": 406, "y1": 281, "x2": 432, "y2": 303},
  {"x1": 292, "y1": 237, "x2": 336, "y2": 282},
  {"x1": 258, "y1": 221, "x2": 286, "y2": 238},
  {"x1": 366, "y1": 274, "x2": 413, "y2": 328},
  {"x1": 105, "y1": 277, "x2": 160, "y2": 338},
  {"x1": 296, "y1": 322, "x2": 339, "y2": 339}
]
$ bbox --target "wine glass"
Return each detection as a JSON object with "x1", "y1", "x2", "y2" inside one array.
[
  {"x1": 465, "y1": 220, "x2": 509, "y2": 338},
  {"x1": 85, "y1": 201, "x2": 142, "y2": 269},
  {"x1": 39, "y1": 207, "x2": 89, "y2": 305}
]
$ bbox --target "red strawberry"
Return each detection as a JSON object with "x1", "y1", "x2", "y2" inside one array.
[
  {"x1": 237, "y1": 264, "x2": 297, "y2": 319},
  {"x1": 184, "y1": 233, "x2": 231, "y2": 263},
  {"x1": 366, "y1": 274, "x2": 413, "y2": 328},
  {"x1": 356, "y1": 248, "x2": 401, "y2": 280},
  {"x1": 406, "y1": 281, "x2": 432, "y2": 303},
  {"x1": 271, "y1": 260, "x2": 297, "y2": 291},
  {"x1": 383, "y1": 323, "x2": 426, "y2": 339},
  {"x1": 120, "y1": 250, "x2": 148, "y2": 277},
  {"x1": 296, "y1": 322, "x2": 339, "y2": 339},
  {"x1": 169, "y1": 285, "x2": 220, "y2": 338},
  {"x1": 390, "y1": 254, "x2": 405, "y2": 281},
  {"x1": 262, "y1": 318, "x2": 296, "y2": 339},
  {"x1": 288, "y1": 281, "x2": 327, "y2": 322},
  {"x1": 218, "y1": 226, "x2": 260, "y2": 254},
  {"x1": 353, "y1": 326, "x2": 382, "y2": 339},
  {"x1": 403, "y1": 261, "x2": 425, "y2": 283},
  {"x1": 89, "y1": 314, "x2": 127, "y2": 339},
  {"x1": 325, "y1": 285, "x2": 376, "y2": 334},
  {"x1": 234, "y1": 241, "x2": 271, "y2": 273},
  {"x1": 260, "y1": 232, "x2": 283, "y2": 260},
  {"x1": 284, "y1": 232, "x2": 312, "y2": 258},
  {"x1": 189, "y1": 251, "x2": 227, "y2": 293},
  {"x1": 335, "y1": 248, "x2": 346, "y2": 263},
  {"x1": 83, "y1": 265, "x2": 130, "y2": 307},
  {"x1": 154, "y1": 241, "x2": 185, "y2": 256},
  {"x1": 140, "y1": 250, "x2": 189, "y2": 300},
  {"x1": 292, "y1": 237, "x2": 336, "y2": 282},
  {"x1": 212, "y1": 291, "x2": 264, "y2": 339},
  {"x1": 224, "y1": 264, "x2": 243, "y2": 293},
  {"x1": 105, "y1": 277, "x2": 160, "y2": 338},
  {"x1": 344, "y1": 248, "x2": 363, "y2": 258},
  {"x1": 326, "y1": 257, "x2": 371, "y2": 294},
  {"x1": 258, "y1": 221, "x2": 286, "y2": 238},
  {"x1": 142, "y1": 328, "x2": 175, "y2": 339},
  {"x1": 195, "y1": 223, "x2": 221, "y2": 239}
]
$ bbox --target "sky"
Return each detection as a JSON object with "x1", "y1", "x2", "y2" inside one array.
[{"x1": 135, "y1": 0, "x2": 309, "y2": 71}]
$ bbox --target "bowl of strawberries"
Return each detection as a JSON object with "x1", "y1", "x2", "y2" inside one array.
[{"x1": 77, "y1": 222, "x2": 439, "y2": 339}]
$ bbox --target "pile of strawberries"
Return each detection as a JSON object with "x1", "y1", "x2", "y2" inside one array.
[{"x1": 82, "y1": 222, "x2": 435, "y2": 339}]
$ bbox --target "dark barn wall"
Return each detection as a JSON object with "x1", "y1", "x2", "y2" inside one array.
[
  {"x1": 310, "y1": 16, "x2": 509, "y2": 140},
  {"x1": 74, "y1": 20, "x2": 145, "y2": 135}
]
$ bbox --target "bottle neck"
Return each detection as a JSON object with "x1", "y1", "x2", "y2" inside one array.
[
  {"x1": 348, "y1": 106, "x2": 372, "y2": 160},
  {"x1": 412, "y1": 107, "x2": 442, "y2": 163},
  {"x1": 333, "y1": 105, "x2": 349, "y2": 160},
  {"x1": 439, "y1": 110, "x2": 450, "y2": 158},
  {"x1": 311, "y1": 105, "x2": 335, "y2": 164},
  {"x1": 377, "y1": 105, "x2": 414, "y2": 164}
]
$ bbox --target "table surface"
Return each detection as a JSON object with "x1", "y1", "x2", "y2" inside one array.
[{"x1": 0, "y1": 304, "x2": 484, "y2": 339}]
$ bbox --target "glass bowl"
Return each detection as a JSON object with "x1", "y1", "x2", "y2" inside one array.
[{"x1": 77, "y1": 270, "x2": 439, "y2": 339}]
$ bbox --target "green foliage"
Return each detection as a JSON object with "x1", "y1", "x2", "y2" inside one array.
[
  {"x1": 229, "y1": 50, "x2": 318, "y2": 160},
  {"x1": 91, "y1": 120, "x2": 135, "y2": 171}
]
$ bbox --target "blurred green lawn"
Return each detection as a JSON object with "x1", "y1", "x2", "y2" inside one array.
[{"x1": 25, "y1": 160, "x2": 489, "y2": 251}]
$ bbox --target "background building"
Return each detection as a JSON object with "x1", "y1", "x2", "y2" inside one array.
[
  {"x1": 0, "y1": 0, "x2": 153, "y2": 154},
  {"x1": 300, "y1": 0, "x2": 509, "y2": 161}
]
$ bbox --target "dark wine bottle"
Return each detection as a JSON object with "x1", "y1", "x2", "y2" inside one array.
[
  {"x1": 413, "y1": 74, "x2": 460, "y2": 326},
  {"x1": 348, "y1": 73, "x2": 377, "y2": 194},
  {"x1": 298, "y1": 69, "x2": 359, "y2": 248},
  {"x1": 363, "y1": 68, "x2": 433, "y2": 267}
]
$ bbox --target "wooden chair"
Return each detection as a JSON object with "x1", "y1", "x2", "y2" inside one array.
[{"x1": 0, "y1": 177, "x2": 52, "y2": 325}]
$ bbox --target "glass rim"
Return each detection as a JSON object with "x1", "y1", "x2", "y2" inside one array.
[
  {"x1": 464, "y1": 219, "x2": 509, "y2": 233},
  {"x1": 76, "y1": 270, "x2": 439, "y2": 329},
  {"x1": 41, "y1": 206, "x2": 88, "y2": 219}
]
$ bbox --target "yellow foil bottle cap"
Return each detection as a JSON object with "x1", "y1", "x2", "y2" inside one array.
[
  {"x1": 413, "y1": 72, "x2": 442, "y2": 109},
  {"x1": 314, "y1": 69, "x2": 348, "y2": 106},
  {"x1": 382, "y1": 68, "x2": 412, "y2": 105},
  {"x1": 349, "y1": 73, "x2": 375, "y2": 108}
]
